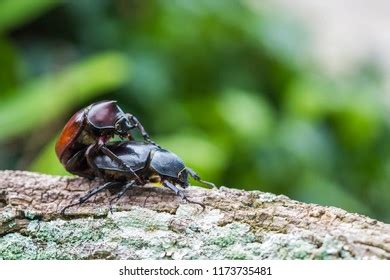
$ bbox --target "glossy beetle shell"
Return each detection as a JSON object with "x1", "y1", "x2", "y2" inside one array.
[
  {"x1": 94, "y1": 141, "x2": 187, "y2": 182},
  {"x1": 55, "y1": 109, "x2": 85, "y2": 164},
  {"x1": 55, "y1": 100, "x2": 128, "y2": 166},
  {"x1": 87, "y1": 100, "x2": 126, "y2": 130}
]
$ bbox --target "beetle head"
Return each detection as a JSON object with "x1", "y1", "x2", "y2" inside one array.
[
  {"x1": 114, "y1": 116, "x2": 134, "y2": 136},
  {"x1": 178, "y1": 168, "x2": 189, "y2": 186},
  {"x1": 87, "y1": 100, "x2": 132, "y2": 136}
]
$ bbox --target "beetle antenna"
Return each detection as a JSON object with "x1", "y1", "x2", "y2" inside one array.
[
  {"x1": 199, "y1": 179, "x2": 217, "y2": 189},
  {"x1": 186, "y1": 167, "x2": 218, "y2": 189}
]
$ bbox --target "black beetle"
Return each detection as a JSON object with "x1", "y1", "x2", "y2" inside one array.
[
  {"x1": 61, "y1": 141, "x2": 216, "y2": 213},
  {"x1": 55, "y1": 100, "x2": 156, "y2": 180}
]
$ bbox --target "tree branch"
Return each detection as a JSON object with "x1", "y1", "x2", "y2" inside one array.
[{"x1": 0, "y1": 170, "x2": 389, "y2": 259}]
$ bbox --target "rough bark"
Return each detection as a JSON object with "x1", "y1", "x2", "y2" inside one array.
[{"x1": 0, "y1": 170, "x2": 388, "y2": 260}]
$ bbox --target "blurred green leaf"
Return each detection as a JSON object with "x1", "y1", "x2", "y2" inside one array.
[
  {"x1": 284, "y1": 78, "x2": 338, "y2": 120},
  {"x1": 0, "y1": 0, "x2": 60, "y2": 33},
  {"x1": 294, "y1": 173, "x2": 374, "y2": 217},
  {"x1": 332, "y1": 91, "x2": 383, "y2": 148},
  {"x1": 0, "y1": 52, "x2": 131, "y2": 141},
  {"x1": 156, "y1": 131, "x2": 227, "y2": 182},
  {"x1": 256, "y1": 118, "x2": 334, "y2": 192},
  {"x1": 276, "y1": 118, "x2": 334, "y2": 169},
  {"x1": 217, "y1": 89, "x2": 274, "y2": 143},
  {"x1": 0, "y1": 38, "x2": 19, "y2": 94},
  {"x1": 29, "y1": 136, "x2": 69, "y2": 175}
]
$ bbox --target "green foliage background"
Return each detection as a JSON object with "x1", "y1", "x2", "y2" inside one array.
[{"x1": 0, "y1": 0, "x2": 389, "y2": 222}]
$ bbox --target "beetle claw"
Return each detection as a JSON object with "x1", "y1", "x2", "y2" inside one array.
[
  {"x1": 183, "y1": 197, "x2": 206, "y2": 212},
  {"x1": 60, "y1": 202, "x2": 79, "y2": 216},
  {"x1": 108, "y1": 203, "x2": 114, "y2": 214}
]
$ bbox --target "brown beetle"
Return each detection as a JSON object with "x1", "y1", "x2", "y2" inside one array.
[{"x1": 55, "y1": 100, "x2": 155, "y2": 179}]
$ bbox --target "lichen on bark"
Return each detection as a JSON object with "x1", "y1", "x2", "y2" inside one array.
[{"x1": 0, "y1": 171, "x2": 389, "y2": 260}]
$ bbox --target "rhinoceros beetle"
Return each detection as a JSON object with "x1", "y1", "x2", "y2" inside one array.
[
  {"x1": 61, "y1": 141, "x2": 216, "y2": 214},
  {"x1": 55, "y1": 100, "x2": 156, "y2": 180}
]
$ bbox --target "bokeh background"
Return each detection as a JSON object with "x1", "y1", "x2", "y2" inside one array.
[{"x1": 0, "y1": 0, "x2": 389, "y2": 222}]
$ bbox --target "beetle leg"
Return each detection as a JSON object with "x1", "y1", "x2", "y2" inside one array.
[
  {"x1": 163, "y1": 180, "x2": 186, "y2": 199},
  {"x1": 127, "y1": 114, "x2": 150, "y2": 141},
  {"x1": 127, "y1": 114, "x2": 160, "y2": 147},
  {"x1": 61, "y1": 182, "x2": 121, "y2": 215},
  {"x1": 109, "y1": 180, "x2": 136, "y2": 213},
  {"x1": 100, "y1": 145, "x2": 142, "y2": 183},
  {"x1": 85, "y1": 142, "x2": 104, "y2": 179},
  {"x1": 64, "y1": 149, "x2": 94, "y2": 179},
  {"x1": 163, "y1": 180, "x2": 206, "y2": 211},
  {"x1": 186, "y1": 168, "x2": 217, "y2": 189}
]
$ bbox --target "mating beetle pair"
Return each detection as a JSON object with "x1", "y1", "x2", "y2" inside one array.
[
  {"x1": 56, "y1": 100, "x2": 215, "y2": 213},
  {"x1": 55, "y1": 100, "x2": 154, "y2": 179}
]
